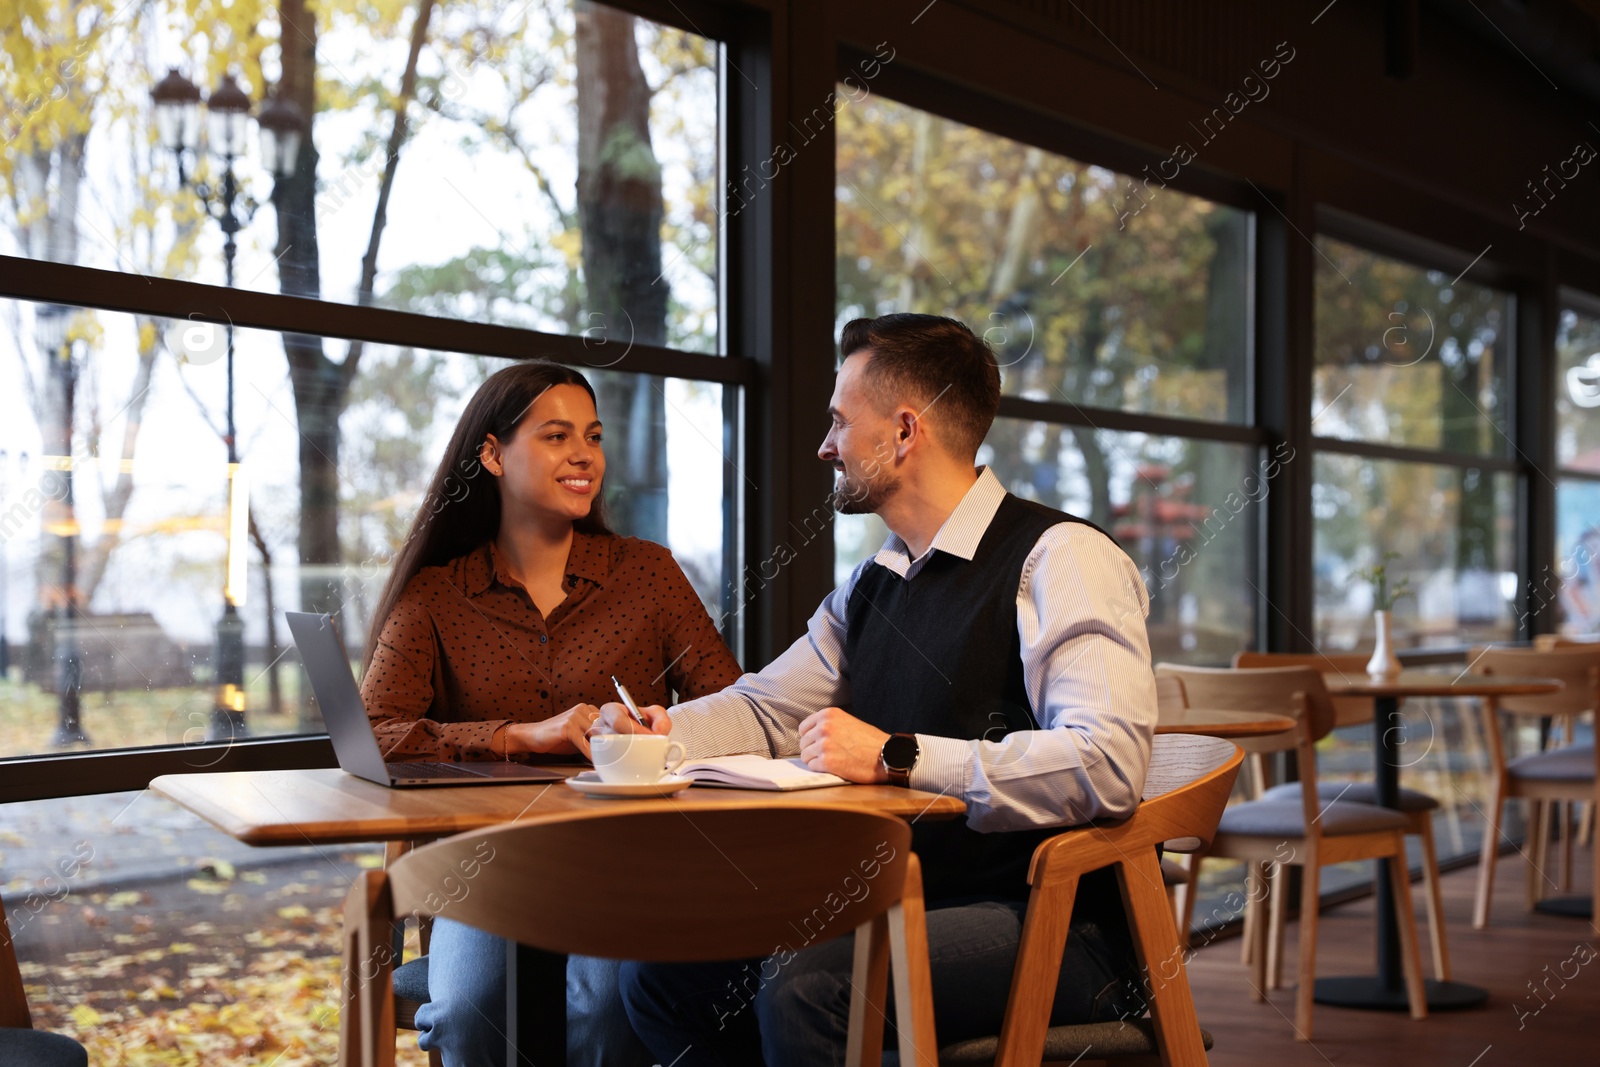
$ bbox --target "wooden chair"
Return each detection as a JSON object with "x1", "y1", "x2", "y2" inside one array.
[
  {"x1": 1469, "y1": 645, "x2": 1600, "y2": 934},
  {"x1": 1233, "y1": 651, "x2": 1452, "y2": 981},
  {"x1": 1529, "y1": 636, "x2": 1597, "y2": 850},
  {"x1": 340, "y1": 805, "x2": 933, "y2": 1067},
  {"x1": 1154, "y1": 676, "x2": 1199, "y2": 917},
  {"x1": 887, "y1": 733, "x2": 1243, "y2": 1067},
  {"x1": 1, "y1": 885, "x2": 88, "y2": 1067},
  {"x1": 1156, "y1": 664, "x2": 1428, "y2": 1040}
]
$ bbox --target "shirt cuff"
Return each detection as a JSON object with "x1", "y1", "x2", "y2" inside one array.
[
  {"x1": 908, "y1": 733, "x2": 970, "y2": 795},
  {"x1": 457, "y1": 720, "x2": 513, "y2": 761}
]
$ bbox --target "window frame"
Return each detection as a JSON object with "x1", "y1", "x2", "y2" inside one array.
[{"x1": 0, "y1": 0, "x2": 766, "y2": 803}]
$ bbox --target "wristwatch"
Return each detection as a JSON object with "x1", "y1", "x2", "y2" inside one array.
[{"x1": 880, "y1": 733, "x2": 920, "y2": 787}]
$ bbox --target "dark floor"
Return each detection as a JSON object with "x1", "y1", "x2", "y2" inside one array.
[{"x1": 1186, "y1": 842, "x2": 1596, "y2": 1066}]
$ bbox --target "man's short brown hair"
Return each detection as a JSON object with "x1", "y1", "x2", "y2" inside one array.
[{"x1": 839, "y1": 314, "x2": 1001, "y2": 460}]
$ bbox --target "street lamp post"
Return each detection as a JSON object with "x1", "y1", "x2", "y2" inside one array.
[
  {"x1": 151, "y1": 69, "x2": 303, "y2": 740},
  {"x1": 35, "y1": 304, "x2": 89, "y2": 747}
]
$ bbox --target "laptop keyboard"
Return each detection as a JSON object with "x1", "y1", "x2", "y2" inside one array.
[{"x1": 398, "y1": 761, "x2": 488, "y2": 778}]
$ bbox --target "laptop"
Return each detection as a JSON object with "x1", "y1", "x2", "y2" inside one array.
[{"x1": 286, "y1": 611, "x2": 565, "y2": 787}]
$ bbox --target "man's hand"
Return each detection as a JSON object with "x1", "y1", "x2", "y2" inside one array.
[
  {"x1": 798, "y1": 707, "x2": 889, "y2": 783},
  {"x1": 596, "y1": 701, "x2": 673, "y2": 736}
]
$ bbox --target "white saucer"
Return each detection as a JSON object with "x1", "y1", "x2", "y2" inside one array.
[{"x1": 564, "y1": 772, "x2": 693, "y2": 798}]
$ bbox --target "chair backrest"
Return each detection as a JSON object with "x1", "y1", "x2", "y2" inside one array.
[
  {"x1": 1155, "y1": 663, "x2": 1336, "y2": 752},
  {"x1": 1534, "y1": 634, "x2": 1599, "y2": 650},
  {"x1": 1155, "y1": 674, "x2": 1187, "y2": 714},
  {"x1": 385, "y1": 805, "x2": 914, "y2": 962},
  {"x1": 1, "y1": 887, "x2": 34, "y2": 1029},
  {"x1": 1470, "y1": 645, "x2": 1600, "y2": 717},
  {"x1": 1234, "y1": 650, "x2": 1373, "y2": 729},
  {"x1": 1029, "y1": 733, "x2": 1243, "y2": 884}
]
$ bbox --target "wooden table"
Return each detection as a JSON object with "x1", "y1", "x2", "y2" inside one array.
[
  {"x1": 1156, "y1": 706, "x2": 1294, "y2": 739},
  {"x1": 1319, "y1": 670, "x2": 1565, "y2": 1013},
  {"x1": 150, "y1": 766, "x2": 966, "y2": 1066}
]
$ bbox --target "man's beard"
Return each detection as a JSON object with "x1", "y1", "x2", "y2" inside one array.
[{"x1": 829, "y1": 469, "x2": 900, "y2": 515}]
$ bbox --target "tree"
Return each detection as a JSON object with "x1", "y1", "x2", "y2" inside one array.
[{"x1": 835, "y1": 92, "x2": 1252, "y2": 657}]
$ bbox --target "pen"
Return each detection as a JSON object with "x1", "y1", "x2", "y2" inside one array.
[{"x1": 612, "y1": 675, "x2": 651, "y2": 729}]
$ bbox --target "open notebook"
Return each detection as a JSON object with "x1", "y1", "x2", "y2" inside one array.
[{"x1": 682, "y1": 755, "x2": 848, "y2": 791}]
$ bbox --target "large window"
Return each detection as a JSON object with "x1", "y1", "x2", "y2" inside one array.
[
  {"x1": 1312, "y1": 237, "x2": 1519, "y2": 649},
  {"x1": 1310, "y1": 237, "x2": 1523, "y2": 871},
  {"x1": 1555, "y1": 299, "x2": 1600, "y2": 636},
  {"x1": 4, "y1": 0, "x2": 739, "y2": 1057},
  {"x1": 0, "y1": 0, "x2": 739, "y2": 769},
  {"x1": 0, "y1": 300, "x2": 732, "y2": 761},
  {"x1": 2, "y1": 1, "x2": 720, "y2": 351},
  {"x1": 834, "y1": 91, "x2": 1259, "y2": 663}
]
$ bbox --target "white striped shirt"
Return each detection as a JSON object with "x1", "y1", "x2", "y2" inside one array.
[{"x1": 669, "y1": 467, "x2": 1157, "y2": 833}]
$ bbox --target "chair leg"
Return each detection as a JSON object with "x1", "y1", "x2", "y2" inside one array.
[
  {"x1": 1578, "y1": 800, "x2": 1594, "y2": 848},
  {"x1": 1559, "y1": 800, "x2": 1574, "y2": 893},
  {"x1": 1386, "y1": 851, "x2": 1428, "y2": 1021},
  {"x1": 1249, "y1": 865, "x2": 1269, "y2": 1003},
  {"x1": 845, "y1": 914, "x2": 890, "y2": 1067},
  {"x1": 1293, "y1": 862, "x2": 1320, "y2": 1041},
  {"x1": 1266, "y1": 861, "x2": 1288, "y2": 991},
  {"x1": 885, "y1": 855, "x2": 937, "y2": 1067},
  {"x1": 1528, "y1": 800, "x2": 1550, "y2": 909},
  {"x1": 341, "y1": 870, "x2": 397, "y2": 1067},
  {"x1": 1118, "y1": 851, "x2": 1209, "y2": 1067},
  {"x1": 1416, "y1": 816, "x2": 1450, "y2": 981},
  {"x1": 1473, "y1": 787, "x2": 1505, "y2": 929},
  {"x1": 1592, "y1": 800, "x2": 1600, "y2": 937},
  {"x1": 1241, "y1": 861, "x2": 1263, "y2": 968},
  {"x1": 1177, "y1": 853, "x2": 1201, "y2": 952}
]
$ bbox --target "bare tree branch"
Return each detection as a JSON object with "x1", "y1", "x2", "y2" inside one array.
[{"x1": 342, "y1": 0, "x2": 438, "y2": 391}]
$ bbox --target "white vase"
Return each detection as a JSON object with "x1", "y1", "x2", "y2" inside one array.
[{"x1": 1367, "y1": 610, "x2": 1402, "y2": 678}]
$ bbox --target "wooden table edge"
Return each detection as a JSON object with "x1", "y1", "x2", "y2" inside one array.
[{"x1": 149, "y1": 771, "x2": 966, "y2": 848}]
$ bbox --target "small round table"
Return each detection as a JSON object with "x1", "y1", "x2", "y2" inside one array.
[
  {"x1": 1156, "y1": 706, "x2": 1295, "y2": 739},
  {"x1": 1319, "y1": 669, "x2": 1565, "y2": 1012}
]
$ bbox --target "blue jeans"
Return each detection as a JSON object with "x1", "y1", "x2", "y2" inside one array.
[
  {"x1": 618, "y1": 900, "x2": 1143, "y2": 1067},
  {"x1": 414, "y1": 918, "x2": 655, "y2": 1067}
]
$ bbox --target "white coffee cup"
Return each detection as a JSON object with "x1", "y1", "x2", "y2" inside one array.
[{"x1": 590, "y1": 733, "x2": 687, "y2": 785}]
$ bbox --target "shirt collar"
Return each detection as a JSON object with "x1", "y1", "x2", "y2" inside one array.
[
  {"x1": 872, "y1": 467, "x2": 1007, "y2": 578},
  {"x1": 466, "y1": 532, "x2": 612, "y2": 597}
]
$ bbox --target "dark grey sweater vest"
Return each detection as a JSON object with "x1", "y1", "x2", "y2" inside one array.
[{"x1": 843, "y1": 493, "x2": 1124, "y2": 921}]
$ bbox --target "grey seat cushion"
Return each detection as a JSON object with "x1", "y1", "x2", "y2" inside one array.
[
  {"x1": 1218, "y1": 797, "x2": 1408, "y2": 837},
  {"x1": 1160, "y1": 857, "x2": 1188, "y2": 887},
  {"x1": 394, "y1": 955, "x2": 431, "y2": 1003},
  {"x1": 1260, "y1": 780, "x2": 1440, "y2": 813},
  {"x1": 0, "y1": 1028, "x2": 88, "y2": 1067},
  {"x1": 883, "y1": 1019, "x2": 1213, "y2": 1065},
  {"x1": 1508, "y1": 744, "x2": 1595, "y2": 783}
]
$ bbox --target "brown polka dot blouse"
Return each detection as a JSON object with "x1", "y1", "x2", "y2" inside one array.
[{"x1": 360, "y1": 533, "x2": 744, "y2": 761}]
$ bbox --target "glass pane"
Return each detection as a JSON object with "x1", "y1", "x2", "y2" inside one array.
[
  {"x1": 1555, "y1": 477, "x2": 1600, "y2": 636},
  {"x1": 1312, "y1": 237, "x2": 1513, "y2": 455},
  {"x1": 1, "y1": 1, "x2": 719, "y2": 352},
  {"x1": 836, "y1": 93, "x2": 1252, "y2": 423},
  {"x1": 0, "y1": 298, "x2": 733, "y2": 760},
  {"x1": 1313, "y1": 453, "x2": 1517, "y2": 648},
  {"x1": 836, "y1": 426, "x2": 1263, "y2": 663},
  {"x1": 1556, "y1": 305, "x2": 1600, "y2": 473},
  {"x1": 3, "y1": 790, "x2": 429, "y2": 1064}
]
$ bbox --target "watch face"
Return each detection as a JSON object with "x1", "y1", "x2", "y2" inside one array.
[{"x1": 881, "y1": 734, "x2": 918, "y2": 772}]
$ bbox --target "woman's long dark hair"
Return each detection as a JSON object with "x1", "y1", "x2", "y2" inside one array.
[{"x1": 363, "y1": 360, "x2": 612, "y2": 668}]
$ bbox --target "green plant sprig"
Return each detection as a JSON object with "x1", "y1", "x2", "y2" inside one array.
[{"x1": 1355, "y1": 550, "x2": 1413, "y2": 613}]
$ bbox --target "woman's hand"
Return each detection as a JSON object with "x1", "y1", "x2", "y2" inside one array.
[
  {"x1": 502, "y1": 703, "x2": 604, "y2": 759},
  {"x1": 596, "y1": 701, "x2": 673, "y2": 736}
]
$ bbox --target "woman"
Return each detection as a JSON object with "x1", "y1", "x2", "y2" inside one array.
[{"x1": 361, "y1": 360, "x2": 742, "y2": 1067}]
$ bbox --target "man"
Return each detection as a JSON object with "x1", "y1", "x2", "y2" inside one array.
[{"x1": 600, "y1": 313, "x2": 1157, "y2": 1064}]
